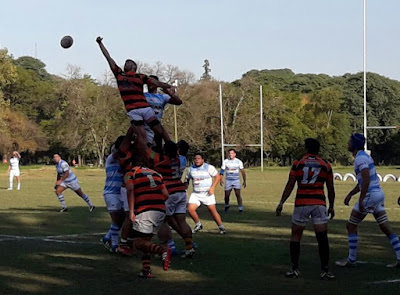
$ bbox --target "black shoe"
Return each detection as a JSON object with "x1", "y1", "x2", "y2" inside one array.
[{"x1": 59, "y1": 207, "x2": 68, "y2": 212}]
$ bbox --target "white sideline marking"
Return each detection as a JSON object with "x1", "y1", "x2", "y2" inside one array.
[
  {"x1": 0, "y1": 233, "x2": 105, "y2": 245},
  {"x1": 242, "y1": 201, "x2": 400, "y2": 210},
  {"x1": 370, "y1": 279, "x2": 400, "y2": 285}
]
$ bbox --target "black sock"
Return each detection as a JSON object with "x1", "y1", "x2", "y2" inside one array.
[
  {"x1": 290, "y1": 241, "x2": 300, "y2": 270},
  {"x1": 316, "y1": 231, "x2": 329, "y2": 272}
]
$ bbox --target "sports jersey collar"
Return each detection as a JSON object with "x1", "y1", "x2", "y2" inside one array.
[
  {"x1": 355, "y1": 150, "x2": 367, "y2": 158},
  {"x1": 303, "y1": 153, "x2": 320, "y2": 158}
]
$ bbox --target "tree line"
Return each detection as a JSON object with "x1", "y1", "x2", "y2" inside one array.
[{"x1": 1, "y1": 48, "x2": 400, "y2": 167}]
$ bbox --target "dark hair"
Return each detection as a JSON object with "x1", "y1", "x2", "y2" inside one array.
[
  {"x1": 304, "y1": 138, "x2": 320, "y2": 154},
  {"x1": 164, "y1": 141, "x2": 178, "y2": 158},
  {"x1": 228, "y1": 149, "x2": 236, "y2": 153},
  {"x1": 194, "y1": 152, "x2": 204, "y2": 159},
  {"x1": 149, "y1": 75, "x2": 159, "y2": 81},
  {"x1": 109, "y1": 135, "x2": 125, "y2": 154},
  {"x1": 177, "y1": 140, "x2": 190, "y2": 156}
]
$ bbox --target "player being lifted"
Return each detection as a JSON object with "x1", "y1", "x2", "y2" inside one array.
[
  {"x1": 220, "y1": 149, "x2": 246, "y2": 214},
  {"x1": 145, "y1": 75, "x2": 182, "y2": 150},
  {"x1": 336, "y1": 133, "x2": 400, "y2": 268},
  {"x1": 96, "y1": 37, "x2": 174, "y2": 144},
  {"x1": 53, "y1": 154, "x2": 95, "y2": 212},
  {"x1": 276, "y1": 138, "x2": 335, "y2": 280}
]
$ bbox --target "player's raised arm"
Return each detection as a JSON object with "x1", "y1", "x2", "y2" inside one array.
[{"x1": 96, "y1": 37, "x2": 118, "y2": 74}]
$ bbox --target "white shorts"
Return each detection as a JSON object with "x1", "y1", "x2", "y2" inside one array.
[
  {"x1": 225, "y1": 179, "x2": 241, "y2": 190},
  {"x1": 9, "y1": 170, "x2": 20, "y2": 178},
  {"x1": 132, "y1": 211, "x2": 166, "y2": 234},
  {"x1": 104, "y1": 187, "x2": 129, "y2": 212},
  {"x1": 60, "y1": 181, "x2": 81, "y2": 191},
  {"x1": 127, "y1": 107, "x2": 157, "y2": 124},
  {"x1": 292, "y1": 205, "x2": 328, "y2": 226},
  {"x1": 188, "y1": 192, "x2": 216, "y2": 206},
  {"x1": 354, "y1": 190, "x2": 385, "y2": 214},
  {"x1": 166, "y1": 192, "x2": 187, "y2": 216}
]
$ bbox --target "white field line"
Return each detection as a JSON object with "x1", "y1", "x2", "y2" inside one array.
[
  {"x1": 0, "y1": 232, "x2": 105, "y2": 245},
  {"x1": 241, "y1": 201, "x2": 400, "y2": 210},
  {"x1": 370, "y1": 279, "x2": 400, "y2": 285}
]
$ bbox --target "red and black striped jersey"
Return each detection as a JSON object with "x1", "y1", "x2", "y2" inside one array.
[
  {"x1": 112, "y1": 66, "x2": 150, "y2": 111},
  {"x1": 123, "y1": 166, "x2": 166, "y2": 214},
  {"x1": 146, "y1": 149, "x2": 186, "y2": 194},
  {"x1": 290, "y1": 154, "x2": 333, "y2": 207}
]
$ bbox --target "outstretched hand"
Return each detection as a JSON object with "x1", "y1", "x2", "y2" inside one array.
[{"x1": 96, "y1": 36, "x2": 103, "y2": 44}]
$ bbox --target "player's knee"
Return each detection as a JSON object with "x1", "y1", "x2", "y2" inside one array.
[
  {"x1": 348, "y1": 215, "x2": 362, "y2": 226},
  {"x1": 147, "y1": 118, "x2": 160, "y2": 128},
  {"x1": 130, "y1": 119, "x2": 144, "y2": 126},
  {"x1": 315, "y1": 231, "x2": 328, "y2": 244},
  {"x1": 375, "y1": 213, "x2": 389, "y2": 225}
]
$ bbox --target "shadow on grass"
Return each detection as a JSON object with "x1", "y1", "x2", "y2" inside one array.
[{"x1": 0, "y1": 206, "x2": 400, "y2": 295}]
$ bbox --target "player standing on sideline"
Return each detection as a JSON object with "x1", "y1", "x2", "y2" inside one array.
[
  {"x1": 53, "y1": 154, "x2": 95, "y2": 212},
  {"x1": 220, "y1": 149, "x2": 246, "y2": 213},
  {"x1": 276, "y1": 138, "x2": 335, "y2": 280},
  {"x1": 101, "y1": 136, "x2": 129, "y2": 253},
  {"x1": 186, "y1": 153, "x2": 226, "y2": 234},
  {"x1": 124, "y1": 161, "x2": 172, "y2": 278},
  {"x1": 8, "y1": 151, "x2": 21, "y2": 190},
  {"x1": 96, "y1": 37, "x2": 174, "y2": 143},
  {"x1": 145, "y1": 75, "x2": 182, "y2": 150},
  {"x1": 336, "y1": 133, "x2": 400, "y2": 268}
]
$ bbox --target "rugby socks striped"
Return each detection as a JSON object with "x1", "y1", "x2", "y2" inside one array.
[
  {"x1": 104, "y1": 223, "x2": 120, "y2": 250},
  {"x1": 290, "y1": 241, "x2": 300, "y2": 270},
  {"x1": 388, "y1": 233, "x2": 400, "y2": 260},
  {"x1": 136, "y1": 241, "x2": 165, "y2": 255},
  {"x1": 316, "y1": 231, "x2": 330, "y2": 272},
  {"x1": 184, "y1": 237, "x2": 193, "y2": 250},
  {"x1": 80, "y1": 194, "x2": 93, "y2": 207},
  {"x1": 141, "y1": 254, "x2": 151, "y2": 273},
  {"x1": 57, "y1": 194, "x2": 67, "y2": 208},
  {"x1": 348, "y1": 233, "x2": 358, "y2": 263}
]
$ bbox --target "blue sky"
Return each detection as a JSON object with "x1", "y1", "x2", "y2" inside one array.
[{"x1": 1, "y1": 0, "x2": 399, "y2": 82}]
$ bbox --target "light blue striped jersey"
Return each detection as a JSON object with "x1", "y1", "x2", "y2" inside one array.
[
  {"x1": 354, "y1": 150, "x2": 381, "y2": 192},
  {"x1": 220, "y1": 158, "x2": 244, "y2": 180},
  {"x1": 144, "y1": 93, "x2": 171, "y2": 143},
  {"x1": 104, "y1": 154, "x2": 123, "y2": 195},
  {"x1": 56, "y1": 160, "x2": 77, "y2": 184},
  {"x1": 187, "y1": 163, "x2": 218, "y2": 193}
]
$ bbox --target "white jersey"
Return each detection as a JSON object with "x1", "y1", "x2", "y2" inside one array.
[
  {"x1": 9, "y1": 157, "x2": 20, "y2": 171},
  {"x1": 187, "y1": 163, "x2": 218, "y2": 193},
  {"x1": 221, "y1": 158, "x2": 243, "y2": 181},
  {"x1": 144, "y1": 93, "x2": 170, "y2": 143},
  {"x1": 56, "y1": 160, "x2": 77, "y2": 184},
  {"x1": 354, "y1": 150, "x2": 381, "y2": 192},
  {"x1": 103, "y1": 154, "x2": 123, "y2": 195}
]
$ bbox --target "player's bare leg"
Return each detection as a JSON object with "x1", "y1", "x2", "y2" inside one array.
[
  {"x1": 234, "y1": 188, "x2": 243, "y2": 213},
  {"x1": 286, "y1": 223, "x2": 305, "y2": 278},
  {"x1": 74, "y1": 188, "x2": 95, "y2": 211},
  {"x1": 55, "y1": 185, "x2": 68, "y2": 212},
  {"x1": 224, "y1": 189, "x2": 232, "y2": 213},
  {"x1": 207, "y1": 204, "x2": 226, "y2": 234},
  {"x1": 188, "y1": 203, "x2": 203, "y2": 233}
]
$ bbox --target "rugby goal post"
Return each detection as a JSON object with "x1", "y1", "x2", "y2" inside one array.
[{"x1": 219, "y1": 84, "x2": 264, "y2": 172}]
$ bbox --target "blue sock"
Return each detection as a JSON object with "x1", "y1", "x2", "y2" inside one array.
[
  {"x1": 388, "y1": 233, "x2": 400, "y2": 260},
  {"x1": 168, "y1": 239, "x2": 177, "y2": 253},
  {"x1": 348, "y1": 233, "x2": 358, "y2": 263},
  {"x1": 80, "y1": 194, "x2": 93, "y2": 207},
  {"x1": 110, "y1": 224, "x2": 120, "y2": 249}
]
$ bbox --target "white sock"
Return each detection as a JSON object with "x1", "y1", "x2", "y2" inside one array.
[
  {"x1": 348, "y1": 233, "x2": 358, "y2": 263},
  {"x1": 80, "y1": 194, "x2": 93, "y2": 207},
  {"x1": 17, "y1": 183, "x2": 21, "y2": 190},
  {"x1": 57, "y1": 194, "x2": 67, "y2": 208}
]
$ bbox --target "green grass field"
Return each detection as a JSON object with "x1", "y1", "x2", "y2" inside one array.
[{"x1": 0, "y1": 165, "x2": 400, "y2": 295}]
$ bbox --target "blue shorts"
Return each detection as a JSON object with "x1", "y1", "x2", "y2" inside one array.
[{"x1": 225, "y1": 179, "x2": 241, "y2": 190}]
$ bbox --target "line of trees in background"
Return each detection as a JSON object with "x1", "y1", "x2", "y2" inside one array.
[{"x1": 1, "y1": 47, "x2": 400, "y2": 167}]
